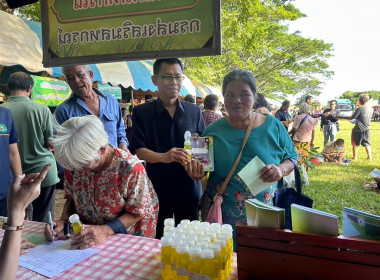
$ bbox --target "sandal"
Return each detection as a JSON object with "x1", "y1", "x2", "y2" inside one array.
[{"x1": 363, "y1": 182, "x2": 377, "y2": 188}]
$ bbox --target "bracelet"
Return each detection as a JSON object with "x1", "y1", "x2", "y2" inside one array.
[
  {"x1": 105, "y1": 218, "x2": 127, "y2": 234},
  {"x1": 2, "y1": 223, "x2": 24, "y2": 231}
]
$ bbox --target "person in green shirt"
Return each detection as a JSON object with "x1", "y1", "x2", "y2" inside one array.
[{"x1": 1, "y1": 72, "x2": 59, "y2": 223}]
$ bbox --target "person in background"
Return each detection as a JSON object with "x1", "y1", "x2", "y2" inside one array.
[
  {"x1": 338, "y1": 94, "x2": 373, "y2": 161},
  {"x1": 202, "y1": 70, "x2": 297, "y2": 250},
  {"x1": 55, "y1": 65, "x2": 128, "y2": 150},
  {"x1": 130, "y1": 58, "x2": 205, "y2": 239},
  {"x1": 220, "y1": 106, "x2": 228, "y2": 116},
  {"x1": 0, "y1": 107, "x2": 22, "y2": 217},
  {"x1": 184, "y1": 94, "x2": 196, "y2": 104},
  {"x1": 299, "y1": 95, "x2": 314, "y2": 116},
  {"x1": 45, "y1": 116, "x2": 158, "y2": 249},
  {"x1": 0, "y1": 164, "x2": 51, "y2": 280},
  {"x1": 320, "y1": 100, "x2": 340, "y2": 146},
  {"x1": 253, "y1": 93, "x2": 271, "y2": 114},
  {"x1": 1, "y1": 72, "x2": 59, "y2": 223},
  {"x1": 322, "y1": 138, "x2": 347, "y2": 164},
  {"x1": 145, "y1": 94, "x2": 154, "y2": 103},
  {"x1": 202, "y1": 94, "x2": 222, "y2": 126},
  {"x1": 125, "y1": 105, "x2": 134, "y2": 149},
  {"x1": 275, "y1": 100, "x2": 292, "y2": 131},
  {"x1": 289, "y1": 104, "x2": 317, "y2": 164}
]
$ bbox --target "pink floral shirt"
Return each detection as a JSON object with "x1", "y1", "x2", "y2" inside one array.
[
  {"x1": 64, "y1": 147, "x2": 158, "y2": 238},
  {"x1": 292, "y1": 113, "x2": 317, "y2": 142}
]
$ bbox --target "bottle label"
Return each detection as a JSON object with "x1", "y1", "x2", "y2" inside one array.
[
  {"x1": 200, "y1": 276, "x2": 211, "y2": 280},
  {"x1": 177, "y1": 267, "x2": 188, "y2": 276},
  {"x1": 189, "y1": 272, "x2": 200, "y2": 280}
]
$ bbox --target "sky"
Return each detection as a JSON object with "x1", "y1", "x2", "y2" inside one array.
[{"x1": 287, "y1": 0, "x2": 380, "y2": 104}]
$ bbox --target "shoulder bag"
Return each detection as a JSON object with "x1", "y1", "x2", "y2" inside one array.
[
  {"x1": 274, "y1": 158, "x2": 313, "y2": 229},
  {"x1": 200, "y1": 114, "x2": 256, "y2": 223}
]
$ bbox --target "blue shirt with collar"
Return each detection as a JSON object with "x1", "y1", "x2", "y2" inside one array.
[
  {"x1": 54, "y1": 88, "x2": 127, "y2": 147},
  {"x1": 0, "y1": 107, "x2": 18, "y2": 199}
]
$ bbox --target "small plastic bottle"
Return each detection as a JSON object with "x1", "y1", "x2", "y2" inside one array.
[
  {"x1": 199, "y1": 249, "x2": 215, "y2": 280},
  {"x1": 209, "y1": 243, "x2": 222, "y2": 280},
  {"x1": 161, "y1": 236, "x2": 174, "y2": 280},
  {"x1": 69, "y1": 214, "x2": 84, "y2": 234},
  {"x1": 188, "y1": 245, "x2": 202, "y2": 280},
  {"x1": 184, "y1": 131, "x2": 192, "y2": 162},
  {"x1": 176, "y1": 243, "x2": 190, "y2": 280}
]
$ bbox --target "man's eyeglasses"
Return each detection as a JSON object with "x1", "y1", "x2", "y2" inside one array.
[{"x1": 156, "y1": 75, "x2": 185, "y2": 82}]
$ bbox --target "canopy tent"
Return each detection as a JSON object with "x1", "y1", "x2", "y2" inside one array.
[
  {"x1": 191, "y1": 81, "x2": 224, "y2": 103},
  {"x1": 0, "y1": 11, "x2": 196, "y2": 97}
]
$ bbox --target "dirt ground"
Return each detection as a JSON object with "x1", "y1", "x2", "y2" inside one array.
[{"x1": 54, "y1": 189, "x2": 65, "y2": 220}]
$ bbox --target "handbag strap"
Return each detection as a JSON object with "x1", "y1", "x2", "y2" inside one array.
[
  {"x1": 299, "y1": 114, "x2": 309, "y2": 127},
  {"x1": 277, "y1": 158, "x2": 302, "y2": 195},
  {"x1": 218, "y1": 114, "x2": 256, "y2": 195}
]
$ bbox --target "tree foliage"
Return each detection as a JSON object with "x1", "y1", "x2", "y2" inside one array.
[
  {"x1": 15, "y1": 0, "x2": 334, "y2": 98},
  {"x1": 183, "y1": 0, "x2": 333, "y2": 98},
  {"x1": 17, "y1": 1, "x2": 40, "y2": 21},
  {"x1": 340, "y1": 90, "x2": 380, "y2": 105}
]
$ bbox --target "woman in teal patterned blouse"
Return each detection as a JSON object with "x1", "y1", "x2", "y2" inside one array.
[{"x1": 203, "y1": 70, "x2": 298, "y2": 250}]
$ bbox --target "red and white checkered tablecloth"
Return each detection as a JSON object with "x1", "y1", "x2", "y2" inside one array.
[{"x1": 0, "y1": 220, "x2": 238, "y2": 279}]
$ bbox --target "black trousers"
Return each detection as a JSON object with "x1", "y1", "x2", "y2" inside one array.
[{"x1": 32, "y1": 184, "x2": 56, "y2": 223}]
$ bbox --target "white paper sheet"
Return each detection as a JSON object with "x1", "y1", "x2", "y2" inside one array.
[
  {"x1": 18, "y1": 240, "x2": 99, "y2": 278},
  {"x1": 370, "y1": 168, "x2": 380, "y2": 178},
  {"x1": 237, "y1": 156, "x2": 274, "y2": 196}
]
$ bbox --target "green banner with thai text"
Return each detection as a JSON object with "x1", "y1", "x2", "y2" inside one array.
[
  {"x1": 31, "y1": 75, "x2": 71, "y2": 107},
  {"x1": 41, "y1": 0, "x2": 221, "y2": 67},
  {"x1": 98, "y1": 83, "x2": 122, "y2": 99}
]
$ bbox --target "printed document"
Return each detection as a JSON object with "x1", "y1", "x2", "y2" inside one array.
[
  {"x1": 238, "y1": 156, "x2": 274, "y2": 196},
  {"x1": 18, "y1": 240, "x2": 99, "y2": 278}
]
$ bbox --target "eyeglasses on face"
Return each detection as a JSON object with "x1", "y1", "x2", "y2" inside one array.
[{"x1": 156, "y1": 74, "x2": 185, "y2": 82}]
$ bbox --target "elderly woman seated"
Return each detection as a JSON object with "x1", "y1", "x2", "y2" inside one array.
[{"x1": 45, "y1": 116, "x2": 158, "y2": 249}]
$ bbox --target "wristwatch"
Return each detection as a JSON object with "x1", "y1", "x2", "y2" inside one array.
[{"x1": 1, "y1": 223, "x2": 24, "y2": 231}]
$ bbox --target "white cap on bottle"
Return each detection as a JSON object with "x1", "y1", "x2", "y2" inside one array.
[{"x1": 69, "y1": 214, "x2": 80, "y2": 223}]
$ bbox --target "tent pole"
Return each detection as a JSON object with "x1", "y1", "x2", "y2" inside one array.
[{"x1": 131, "y1": 89, "x2": 134, "y2": 108}]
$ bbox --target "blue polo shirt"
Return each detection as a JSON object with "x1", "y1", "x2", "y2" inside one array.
[
  {"x1": 130, "y1": 98, "x2": 205, "y2": 207},
  {"x1": 55, "y1": 88, "x2": 128, "y2": 147},
  {"x1": 0, "y1": 107, "x2": 18, "y2": 199},
  {"x1": 275, "y1": 109, "x2": 291, "y2": 122}
]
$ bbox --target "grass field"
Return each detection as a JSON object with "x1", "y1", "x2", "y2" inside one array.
[{"x1": 304, "y1": 120, "x2": 380, "y2": 233}]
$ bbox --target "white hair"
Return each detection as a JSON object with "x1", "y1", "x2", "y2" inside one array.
[
  {"x1": 61, "y1": 65, "x2": 91, "y2": 76},
  {"x1": 51, "y1": 115, "x2": 109, "y2": 170}
]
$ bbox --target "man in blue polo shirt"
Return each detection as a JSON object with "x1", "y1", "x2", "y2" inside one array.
[
  {"x1": 275, "y1": 100, "x2": 292, "y2": 131},
  {"x1": 0, "y1": 107, "x2": 22, "y2": 216},
  {"x1": 55, "y1": 65, "x2": 128, "y2": 150},
  {"x1": 131, "y1": 58, "x2": 205, "y2": 239}
]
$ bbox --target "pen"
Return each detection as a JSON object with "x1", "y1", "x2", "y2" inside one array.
[{"x1": 48, "y1": 211, "x2": 55, "y2": 244}]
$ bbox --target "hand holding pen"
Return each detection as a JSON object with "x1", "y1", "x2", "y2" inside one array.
[{"x1": 48, "y1": 211, "x2": 55, "y2": 244}]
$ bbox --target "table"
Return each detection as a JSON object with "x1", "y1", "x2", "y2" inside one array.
[{"x1": 0, "y1": 220, "x2": 238, "y2": 279}]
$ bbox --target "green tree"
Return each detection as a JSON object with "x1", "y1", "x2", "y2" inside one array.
[
  {"x1": 340, "y1": 90, "x2": 380, "y2": 105},
  {"x1": 183, "y1": 0, "x2": 333, "y2": 98},
  {"x1": 17, "y1": 1, "x2": 40, "y2": 21}
]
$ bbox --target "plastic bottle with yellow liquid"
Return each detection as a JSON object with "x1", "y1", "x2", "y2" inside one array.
[
  {"x1": 209, "y1": 244, "x2": 223, "y2": 280},
  {"x1": 69, "y1": 214, "x2": 84, "y2": 234},
  {"x1": 199, "y1": 249, "x2": 215, "y2": 280},
  {"x1": 176, "y1": 243, "x2": 190, "y2": 280},
  {"x1": 161, "y1": 236, "x2": 175, "y2": 280},
  {"x1": 184, "y1": 131, "x2": 192, "y2": 163},
  {"x1": 188, "y1": 245, "x2": 201, "y2": 280}
]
